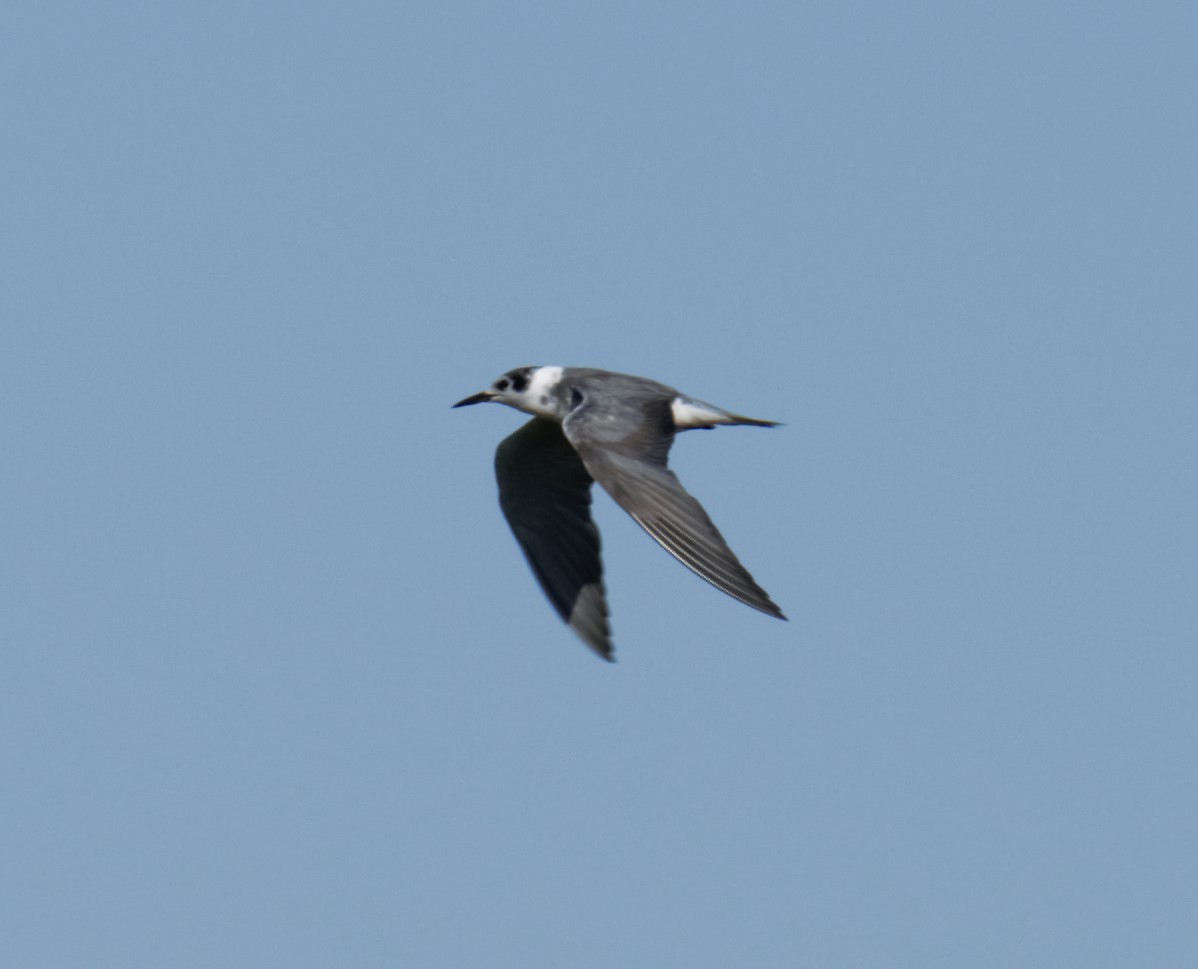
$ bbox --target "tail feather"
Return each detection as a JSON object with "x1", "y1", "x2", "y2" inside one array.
[{"x1": 671, "y1": 395, "x2": 781, "y2": 430}]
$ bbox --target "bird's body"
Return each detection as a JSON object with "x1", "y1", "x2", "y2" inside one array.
[{"x1": 454, "y1": 366, "x2": 785, "y2": 660}]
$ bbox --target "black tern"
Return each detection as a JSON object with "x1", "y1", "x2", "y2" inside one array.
[{"x1": 454, "y1": 366, "x2": 786, "y2": 661}]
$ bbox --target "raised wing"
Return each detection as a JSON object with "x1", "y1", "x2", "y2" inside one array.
[
  {"x1": 495, "y1": 418, "x2": 612, "y2": 660},
  {"x1": 564, "y1": 399, "x2": 785, "y2": 621}
]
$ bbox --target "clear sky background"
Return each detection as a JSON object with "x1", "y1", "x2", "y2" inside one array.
[{"x1": 2, "y1": 2, "x2": 1195, "y2": 967}]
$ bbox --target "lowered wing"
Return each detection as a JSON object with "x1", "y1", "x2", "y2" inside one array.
[{"x1": 494, "y1": 417, "x2": 613, "y2": 659}]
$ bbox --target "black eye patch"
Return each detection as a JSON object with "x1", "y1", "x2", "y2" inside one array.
[
  {"x1": 510, "y1": 371, "x2": 529, "y2": 392},
  {"x1": 496, "y1": 379, "x2": 510, "y2": 391}
]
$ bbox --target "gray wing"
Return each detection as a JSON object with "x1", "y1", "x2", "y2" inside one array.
[
  {"x1": 495, "y1": 417, "x2": 613, "y2": 660},
  {"x1": 563, "y1": 396, "x2": 785, "y2": 621}
]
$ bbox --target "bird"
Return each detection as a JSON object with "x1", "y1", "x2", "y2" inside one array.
[{"x1": 454, "y1": 366, "x2": 786, "y2": 660}]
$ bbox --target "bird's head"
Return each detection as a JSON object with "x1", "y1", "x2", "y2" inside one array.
[{"x1": 453, "y1": 366, "x2": 566, "y2": 419}]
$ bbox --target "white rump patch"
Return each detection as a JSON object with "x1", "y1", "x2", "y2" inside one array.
[{"x1": 671, "y1": 395, "x2": 734, "y2": 428}]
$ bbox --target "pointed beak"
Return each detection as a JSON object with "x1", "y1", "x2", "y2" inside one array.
[{"x1": 452, "y1": 390, "x2": 497, "y2": 408}]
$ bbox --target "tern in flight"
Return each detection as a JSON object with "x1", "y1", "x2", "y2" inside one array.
[{"x1": 454, "y1": 366, "x2": 786, "y2": 660}]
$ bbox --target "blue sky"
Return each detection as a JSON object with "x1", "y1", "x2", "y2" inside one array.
[{"x1": 2, "y1": 2, "x2": 1195, "y2": 966}]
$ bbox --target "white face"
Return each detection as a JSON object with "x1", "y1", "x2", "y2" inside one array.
[{"x1": 488, "y1": 365, "x2": 565, "y2": 418}]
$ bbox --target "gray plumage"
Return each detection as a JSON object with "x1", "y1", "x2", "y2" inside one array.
[{"x1": 455, "y1": 366, "x2": 786, "y2": 660}]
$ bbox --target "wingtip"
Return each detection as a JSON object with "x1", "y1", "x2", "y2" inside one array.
[
  {"x1": 746, "y1": 594, "x2": 787, "y2": 621},
  {"x1": 585, "y1": 636, "x2": 616, "y2": 662},
  {"x1": 580, "y1": 637, "x2": 616, "y2": 662}
]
